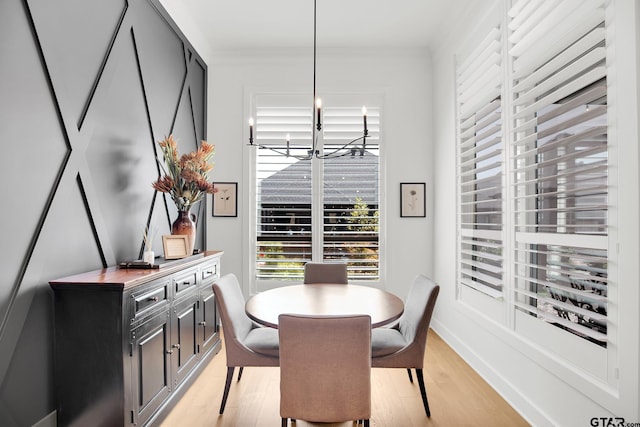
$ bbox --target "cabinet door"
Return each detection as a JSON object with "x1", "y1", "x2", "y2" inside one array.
[
  {"x1": 171, "y1": 294, "x2": 199, "y2": 386},
  {"x1": 130, "y1": 312, "x2": 171, "y2": 426},
  {"x1": 199, "y1": 284, "x2": 219, "y2": 356}
]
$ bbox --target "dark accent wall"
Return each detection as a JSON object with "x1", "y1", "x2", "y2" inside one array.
[{"x1": 0, "y1": 0, "x2": 207, "y2": 424}]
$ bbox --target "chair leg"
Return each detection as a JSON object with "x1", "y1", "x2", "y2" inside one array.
[
  {"x1": 281, "y1": 418, "x2": 288, "y2": 427},
  {"x1": 219, "y1": 366, "x2": 235, "y2": 414},
  {"x1": 407, "y1": 368, "x2": 414, "y2": 383},
  {"x1": 416, "y1": 368, "x2": 431, "y2": 417},
  {"x1": 237, "y1": 366, "x2": 244, "y2": 381}
]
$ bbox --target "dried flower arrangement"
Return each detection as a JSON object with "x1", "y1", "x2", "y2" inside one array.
[{"x1": 152, "y1": 135, "x2": 218, "y2": 211}]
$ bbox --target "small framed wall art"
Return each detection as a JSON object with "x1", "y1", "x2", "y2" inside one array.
[
  {"x1": 400, "y1": 182, "x2": 426, "y2": 217},
  {"x1": 212, "y1": 182, "x2": 238, "y2": 217}
]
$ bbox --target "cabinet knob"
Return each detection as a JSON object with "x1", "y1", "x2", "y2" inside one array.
[
  {"x1": 198, "y1": 321, "x2": 206, "y2": 326},
  {"x1": 166, "y1": 349, "x2": 173, "y2": 354},
  {"x1": 172, "y1": 344, "x2": 181, "y2": 350},
  {"x1": 147, "y1": 296, "x2": 159, "y2": 302}
]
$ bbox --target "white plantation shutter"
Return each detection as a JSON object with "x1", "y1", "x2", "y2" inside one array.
[
  {"x1": 456, "y1": 24, "x2": 504, "y2": 297},
  {"x1": 255, "y1": 106, "x2": 313, "y2": 142},
  {"x1": 254, "y1": 97, "x2": 381, "y2": 282},
  {"x1": 509, "y1": 0, "x2": 608, "y2": 345},
  {"x1": 322, "y1": 107, "x2": 380, "y2": 280},
  {"x1": 255, "y1": 105, "x2": 313, "y2": 281},
  {"x1": 322, "y1": 107, "x2": 380, "y2": 142}
]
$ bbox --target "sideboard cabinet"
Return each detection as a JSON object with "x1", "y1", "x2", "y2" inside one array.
[{"x1": 50, "y1": 251, "x2": 223, "y2": 427}]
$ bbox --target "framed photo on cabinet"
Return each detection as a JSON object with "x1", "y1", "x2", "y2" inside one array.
[
  {"x1": 212, "y1": 182, "x2": 238, "y2": 217},
  {"x1": 162, "y1": 235, "x2": 190, "y2": 259},
  {"x1": 400, "y1": 182, "x2": 426, "y2": 217}
]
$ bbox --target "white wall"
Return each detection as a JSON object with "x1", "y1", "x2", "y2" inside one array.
[
  {"x1": 431, "y1": 1, "x2": 640, "y2": 426},
  {"x1": 204, "y1": 48, "x2": 433, "y2": 299},
  {"x1": 158, "y1": 0, "x2": 214, "y2": 61}
]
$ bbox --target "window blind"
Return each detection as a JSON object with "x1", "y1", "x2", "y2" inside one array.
[
  {"x1": 255, "y1": 106, "x2": 313, "y2": 281},
  {"x1": 254, "y1": 101, "x2": 381, "y2": 282},
  {"x1": 456, "y1": 24, "x2": 504, "y2": 297},
  {"x1": 322, "y1": 107, "x2": 380, "y2": 280},
  {"x1": 509, "y1": 0, "x2": 608, "y2": 346}
]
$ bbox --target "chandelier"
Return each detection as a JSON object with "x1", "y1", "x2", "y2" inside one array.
[{"x1": 247, "y1": 0, "x2": 369, "y2": 160}]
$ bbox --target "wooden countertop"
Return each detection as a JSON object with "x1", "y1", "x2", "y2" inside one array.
[{"x1": 49, "y1": 250, "x2": 223, "y2": 291}]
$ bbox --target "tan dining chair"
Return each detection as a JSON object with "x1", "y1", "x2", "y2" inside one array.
[
  {"x1": 303, "y1": 261, "x2": 348, "y2": 284},
  {"x1": 212, "y1": 274, "x2": 279, "y2": 414},
  {"x1": 279, "y1": 314, "x2": 372, "y2": 426},
  {"x1": 370, "y1": 274, "x2": 440, "y2": 417}
]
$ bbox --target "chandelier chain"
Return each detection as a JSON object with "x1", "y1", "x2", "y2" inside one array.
[{"x1": 248, "y1": 0, "x2": 368, "y2": 160}]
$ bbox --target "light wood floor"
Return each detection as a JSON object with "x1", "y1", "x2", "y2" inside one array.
[{"x1": 161, "y1": 329, "x2": 529, "y2": 427}]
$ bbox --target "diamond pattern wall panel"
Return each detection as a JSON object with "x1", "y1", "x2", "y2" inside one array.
[
  {"x1": 134, "y1": 0, "x2": 187, "y2": 141},
  {"x1": 0, "y1": 176, "x2": 104, "y2": 426},
  {"x1": 189, "y1": 59, "x2": 207, "y2": 143},
  {"x1": 0, "y1": 0, "x2": 208, "y2": 424},
  {"x1": 0, "y1": 0, "x2": 70, "y2": 331},
  {"x1": 27, "y1": 0, "x2": 127, "y2": 129},
  {"x1": 84, "y1": 29, "x2": 157, "y2": 263},
  {"x1": 173, "y1": 86, "x2": 199, "y2": 153}
]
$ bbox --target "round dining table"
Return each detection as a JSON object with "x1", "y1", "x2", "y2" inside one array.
[{"x1": 245, "y1": 283, "x2": 404, "y2": 328}]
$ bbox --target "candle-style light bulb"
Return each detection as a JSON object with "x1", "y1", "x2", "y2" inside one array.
[
  {"x1": 249, "y1": 117, "x2": 254, "y2": 144},
  {"x1": 362, "y1": 106, "x2": 368, "y2": 136},
  {"x1": 286, "y1": 133, "x2": 290, "y2": 156},
  {"x1": 316, "y1": 98, "x2": 322, "y2": 131}
]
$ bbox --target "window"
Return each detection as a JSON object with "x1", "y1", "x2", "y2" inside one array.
[
  {"x1": 456, "y1": 25, "x2": 504, "y2": 298},
  {"x1": 253, "y1": 94, "x2": 381, "y2": 283},
  {"x1": 456, "y1": 0, "x2": 609, "y2": 349},
  {"x1": 509, "y1": 0, "x2": 608, "y2": 346}
]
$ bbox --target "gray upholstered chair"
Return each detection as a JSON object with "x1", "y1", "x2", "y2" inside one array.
[
  {"x1": 212, "y1": 274, "x2": 279, "y2": 414},
  {"x1": 303, "y1": 262, "x2": 348, "y2": 284},
  {"x1": 370, "y1": 274, "x2": 440, "y2": 417},
  {"x1": 279, "y1": 314, "x2": 372, "y2": 426}
]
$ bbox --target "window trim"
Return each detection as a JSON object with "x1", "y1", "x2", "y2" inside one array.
[{"x1": 246, "y1": 91, "x2": 386, "y2": 292}]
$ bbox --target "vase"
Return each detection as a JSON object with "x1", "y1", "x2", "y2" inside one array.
[{"x1": 171, "y1": 210, "x2": 197, "y2": 256}]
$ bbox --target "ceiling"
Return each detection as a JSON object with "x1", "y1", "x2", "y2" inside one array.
[{"x1": 162, "y1": 0, "x2": 480, "y2": 52}]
